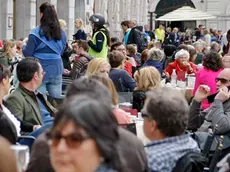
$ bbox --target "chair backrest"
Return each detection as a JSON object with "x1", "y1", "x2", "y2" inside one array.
[
  {"x1": 172, "y1": 152, "x2": 208, "y2": 172},
  {"x1": 17, "y1": 136, "x2": 36, "y2": 151},
  {"x1": 47, "y1": 95, "x2": 64, "y2": 108},
  {"x1": 119, "y1": 123, "x2": 137, "y2": 135}
]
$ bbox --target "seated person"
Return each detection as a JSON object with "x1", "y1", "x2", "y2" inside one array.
[
  {"x1": 0, "y1": 64, "x2": 52, "y2": 144},
  {"x1": 63, "y1": 40, "x2": 93, "y2": 79},
  {"x1": 165, "y1": 49, "x2": 197, "y2": 77},
  {"x1": 143, "y1": 87, "x2": 199, "y2": 172},
  {"x1": 111, "y1": 42, "x2": 136, "y2": 76},
  {"x1": 126, "y1": 44, "x2": 141, "y2": 66},
  {"x1": 188, "y1": 68, "x2": 230, "y2": 134},
  {"x1": 133, "y1": 66, "x2": 161, "y2": 112},
  {"x1": 108, "y1": 51, "x2": 136, "y2": 92},
  {"x1": 26, "y1": 77, "x2": 148, "y2": 172},
  {"x1": 85, "y1": 58, "x2": 110, "y2": 78},
  {"x1": 142, "y1": 47, "x2": 164, "y2": 75},
  {"x1": 5, "y1": 58, "x2": 56, "y2": 127}
]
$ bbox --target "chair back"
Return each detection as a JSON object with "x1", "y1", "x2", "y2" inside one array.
[
  {"x1": 172, "y1": 152, "x2": 208, "y2": 172},
  {"x1": 17, "y1": 136, "x2": 36, "y2": 151},
  {"x1": 119, "y1": 123, "x2": 137, "y2": 135}
]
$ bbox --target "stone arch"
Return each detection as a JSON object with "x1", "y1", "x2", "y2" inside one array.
[{"x1": 149, "y1": 0, "x2": 201, "y2": 13}]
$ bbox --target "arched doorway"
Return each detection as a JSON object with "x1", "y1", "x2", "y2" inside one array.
[{"x1": 154, "y1": 0, "x2": 197, "y2": 31}]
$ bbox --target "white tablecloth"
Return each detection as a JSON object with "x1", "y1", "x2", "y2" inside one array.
[{"x1": 135, "y1": 120, "x2": 150, "y2": 145}]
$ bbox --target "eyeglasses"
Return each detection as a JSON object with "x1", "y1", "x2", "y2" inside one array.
[
  {"x1": 116, "y1": 48, "x2": 126, "y2": 51},
  {"x1": 48, "y1": 131, "x2": 89, "y2": 148},
  {"x1": 215, "y1": 78, "x2": 230, "y2": 84},
  {"x1": 41, "y1": 71, "x2": 46, "y2": 76},
  {"x1": 141, "y1": 109, "x2": 151, "y2": 119}
]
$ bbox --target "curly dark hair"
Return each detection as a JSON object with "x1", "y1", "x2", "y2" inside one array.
[{"x1": 202, "y1": 51, "x2": 223, "y2": 72}]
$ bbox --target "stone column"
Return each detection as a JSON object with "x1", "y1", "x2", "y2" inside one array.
[
  {"x1": 15, "y1": 0, "x2": 36, "y2": 39},
  {"x1": 0, "y1": 0, "x2": 14, "y2": 39},
  {"x1": 57, "y1": 0, "x2": 75, "y2": 40}
]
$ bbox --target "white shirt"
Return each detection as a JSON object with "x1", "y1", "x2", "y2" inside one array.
[{"x1": 2, "y1": 105, "x2": 21, "y2": 136}]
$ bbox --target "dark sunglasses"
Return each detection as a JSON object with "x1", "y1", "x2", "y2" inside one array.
[
  {"x1": 215, "y1": 78, "x2": 230, "y2": 84},
  {"x1": 48, "y1": 131, "x2": 89, "y2": 148}
]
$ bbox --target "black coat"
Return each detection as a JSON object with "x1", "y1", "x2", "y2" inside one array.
[
  {"x1": 132, "y1": 90, "x2": 146, "y2": 112},
  {"x1": 0, "y1": 110, "x2": 17, "y2": 144}
]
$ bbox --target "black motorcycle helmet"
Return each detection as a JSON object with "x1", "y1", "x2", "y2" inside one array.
[{"x1": 89, "y1": 13, "x2": 105, "y2": 27}]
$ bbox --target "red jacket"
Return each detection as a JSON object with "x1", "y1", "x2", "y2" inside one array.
[
  {"x1": 124, "y1": 62, "x2": 133, "y2": 77},
  {"x1": 165, "y1": 60, "x2": 197, "y2": 76}
]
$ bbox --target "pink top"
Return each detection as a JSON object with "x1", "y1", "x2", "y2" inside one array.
[
  {"x1": 113, "y1": 108, "x2": 132, "y2": 124},
  {"x1": 193, "y1": 67, "x2": 223, "y2": 110}
]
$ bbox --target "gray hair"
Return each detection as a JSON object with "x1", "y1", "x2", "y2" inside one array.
[
  {"x1": 193, "y1": 41, "x2": 205, "y2": 49},
  {"x1": 174, "y1": 49, "x2": 190, "y2": 60},
  {"x1": 148, "y1": 47, "x2": 164, "y2": 61},
  {"x1": 144, "y1": 87, "x2": 189, "y2": 137},
  {"x1": 210, "y1": 42, "x2": 219, "y2": 50}
]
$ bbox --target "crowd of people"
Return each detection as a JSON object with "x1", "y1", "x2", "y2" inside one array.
[{"x1": 1, "y1": 1, "x2": 230, "y2": 172}]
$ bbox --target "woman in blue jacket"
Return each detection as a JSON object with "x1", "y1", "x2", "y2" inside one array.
[{"x1": 22, "y1": 2, "x2": 66, "y2": 98}]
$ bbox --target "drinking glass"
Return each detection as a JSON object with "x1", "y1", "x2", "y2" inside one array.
[{"x1": 11, "y1": 145, "x2": 30, "y2": 172}]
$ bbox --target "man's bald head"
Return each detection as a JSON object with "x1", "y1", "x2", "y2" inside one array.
[
  {"x1": 216, "y1": 68, "x2": 230, "y2": 89},
  {"x1": 222, "y1": 55, "x2": 230, "y2": 68}
]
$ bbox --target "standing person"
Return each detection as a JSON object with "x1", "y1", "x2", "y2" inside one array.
[
  {"x1": 73, "y1": 18, "x2": 87, "y2": 40},
  {"x1": 155, "y1": 24, "x2": 165, "y2": 43},
  {"x1": 223, "y1": 30, "x2": 230, "y2": 56},
  {"x1": 88, "y1": 13, "x2": 110, "y2": 58},
  {"x1": 204, "y1": 29, "x2": 211, "y2": 46},
  {"x1": 144, "y1": 25, "x2": 155, "y2": 41},
  {"x1": 127, "y1": 20, "x2": 147, "y2": 53},
  {"x1": 121, "y1": 20, "x2": 131, "y2": 46},
  {"x1": 168, "y1": 27, "x2": 180, "y2": 47},
  {"x1": 22, "y1": 2, "x2": 67, "y2": 98},
  {"x1": 193, "y1": 52, "x2": 223, "y2": 110}
]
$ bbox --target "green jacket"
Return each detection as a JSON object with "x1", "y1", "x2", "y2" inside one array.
[
  {"x1": 5, "y1": 85, "x2": 56, "y2": 126},
  {"x1": 0, "y1": 53, "x2": 10, "y2": 67},
  {"x1": 88, "y1": 28, "x2": 108, "y2": 58}
]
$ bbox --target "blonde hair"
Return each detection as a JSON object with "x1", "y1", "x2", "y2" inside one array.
[
  {"x1": 75, "y1": 18, "x2": 84, "y2": 29},
  {"x1": 59, "y1": 19, "x2": 67, "y2": 30},
  {"x1": 3, "y1": 40, "x2": 16, "y2": 58},
  {"x1": 134, "y1": 66, "x2": 161, "y2": 91},
  {"x1": 91, "y1": 75, "x2": 119, "y2": 105},
  {"x1": 86, "y1": 58, "x2": 110, "y2": 76}
]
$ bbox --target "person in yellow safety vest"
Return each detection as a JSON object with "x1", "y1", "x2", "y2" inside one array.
[
  {"x1": 155, "y1": 24, "x2": 165, "y2": 43},
  {"x1": 88, "y1": 14, "x2": 110, "y2": 58}
]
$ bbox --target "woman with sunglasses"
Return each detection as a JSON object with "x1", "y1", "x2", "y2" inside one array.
[
  {"x1": 49, "y1": 95, "x2": 123, "y2": 172},
  {"x1": 193, "y1": 51, "x2": 223, "y2": 110}
]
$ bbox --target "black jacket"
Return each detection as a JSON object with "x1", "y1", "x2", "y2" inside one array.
[{"x1": 0, "y1": 110, "x2": 17, "y2": 144}]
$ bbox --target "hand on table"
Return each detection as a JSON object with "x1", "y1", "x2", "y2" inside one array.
[{"x1": 194, "y1": 85, "x2": 210, "y2": 102}]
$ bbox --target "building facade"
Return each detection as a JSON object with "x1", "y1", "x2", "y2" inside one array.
[{"x1": 0, "y1": 0, "x2": 230, "y2": 40}]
